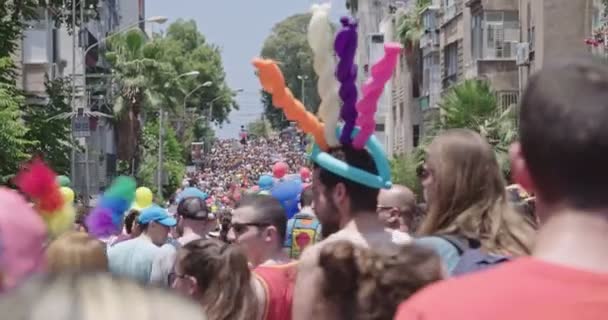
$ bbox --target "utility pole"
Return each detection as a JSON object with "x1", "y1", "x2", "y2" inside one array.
[
  {"x1": 157, "y1": 109, "x2": 164, "y2": 200},
  {"x1": 70, "y1": 0, "x2": 76, "y2": 186}
]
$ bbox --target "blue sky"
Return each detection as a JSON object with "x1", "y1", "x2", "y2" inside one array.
[{"x1": 146, "y1": 0, "x2": 348, "y2": 138}]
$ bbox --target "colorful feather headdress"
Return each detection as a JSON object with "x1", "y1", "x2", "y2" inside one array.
[
  {"x1": 85, "y1": 176, "x2": 136, "y2": 238},
  {"x1": 14, "y1": 159, "x2": 76, "y2": 238},
  {"x1": 253, "y1": 4, "x2": 399, "y2": 189}
]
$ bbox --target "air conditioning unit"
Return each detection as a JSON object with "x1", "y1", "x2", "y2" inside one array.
[{"x1": 516, "y1": 42, "x2": 530, "y2": 66}]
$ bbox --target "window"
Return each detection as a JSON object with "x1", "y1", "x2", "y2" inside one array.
[
  {"x1": 413, "y1": 125, "x2": 420, "y2": 148},
  {"x1": 444, "y1": 42, "x2": 458, "y2": 87},
  {"x1": 443, "y1": 0, "x2": 456, "y2": 21},
  {"x1": 471, "y1": 12, "x2": 483, "y2": 60},
  {"x1": 375, "y1": 123, "x2": 385, "y2": 132}
]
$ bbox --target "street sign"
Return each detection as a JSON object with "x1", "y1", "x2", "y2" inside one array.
[{"x1": 73, "y1": 115, "x2": 90, "y2": 138}]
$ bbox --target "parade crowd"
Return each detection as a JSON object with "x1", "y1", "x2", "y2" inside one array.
[{"x1": 1, "y1": 60, "x2": 608, "y2": 320}]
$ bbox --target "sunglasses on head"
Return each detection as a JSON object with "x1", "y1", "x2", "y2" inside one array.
[{"x1": 230, "y1": 222, "x2": 270, "y2": 234}]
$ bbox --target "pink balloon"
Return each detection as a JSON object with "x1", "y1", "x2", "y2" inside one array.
[
  {"x1": 272, "y1": 162, "x2": 289, "y2": 179},
  {"x1": 300, "y1": 167, "x2": 311, "y2": 180}
]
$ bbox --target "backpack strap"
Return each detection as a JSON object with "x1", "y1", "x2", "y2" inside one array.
[{"x1": 436, "y1": 235, "x2": 481, "y2": 256}]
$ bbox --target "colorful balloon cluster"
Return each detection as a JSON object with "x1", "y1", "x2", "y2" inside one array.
[
  {"x1": 14, "y1": 160, "x2": 76, "y2": 238},
  {"x1": 86, "y1": 176, "x2": 136, "y2": 238}
]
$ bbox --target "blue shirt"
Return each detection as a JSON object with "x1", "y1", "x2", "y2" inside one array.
[
  {"x1": 415, "y1": 236, "x2": 461, "y2": 275},
  {"x1": 107, "y1": 236, "x2": 164, "y2": 284}
]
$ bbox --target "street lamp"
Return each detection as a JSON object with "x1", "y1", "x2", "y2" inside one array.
[
  {"x1": 183, "y1": 81, "x2": 213, "y2": 110},
  {"x1": 297, "y1": 75, "x2": 309, "y2": 106},
  {"x1": 158, "y1": 71, "x2": 200, "y2": 199},
  {"x1": 207, "y1": 88, "x2": 244, "y2": 120},
  {"x1": 70, "y1": 15, "x2": 168, "y2": 205}
]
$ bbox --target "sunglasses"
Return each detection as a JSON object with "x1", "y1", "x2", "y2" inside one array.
[
  {"x1": 416, "y1": 163, "x2": 431, "y2": 180},
  {"x1": 230, "y1": 222, "x2": 271, "y2": 234}
]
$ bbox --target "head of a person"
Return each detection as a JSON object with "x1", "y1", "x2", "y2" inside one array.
[
  {"x1": 228, "y1": 194, "x2": 287, "y2": 266},
  {"x1": 511, "y1": 59, "x2": 608, "y2": 221},
  {"x1": 0, "y1": 273, "x2": 207, "y2": 320},
  {"x1": 0, "y1": 188, "x2": 47, "y2": 293},
  {"x1": 171, "y1": 239, "x2": 258, "y2": 320},
  {"x1": 176, "y1": 197, "x2": 217, "y2": 237},
  {"x1": 377, "y1": 185, "x2": 417, "y2": 233},
  {"x1": 124, "y1": 209, "x2": 141, "y2": 237},
  {"x1": 319, "y1": 241, "x2": 443, "y2": 320},
  {"x1": 138, "y1": 206, "x2": 177, "y2": 246},
  {"x1": 312, "y1": 145, "x2": 380, "y2": 238},
  {"x1": 46, "y1": 231, "x2": 108, "y2": 273},
  {"x1": 299, "y1": 186, "x2": 314, "y2": 210},
  {"x1": 418, "y1": 129, "x2": 534, "y2": 255}
]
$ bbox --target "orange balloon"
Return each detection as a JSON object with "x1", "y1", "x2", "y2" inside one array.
[{"x1": 253, "y1": 58, "x2": 329, "y2": 151}]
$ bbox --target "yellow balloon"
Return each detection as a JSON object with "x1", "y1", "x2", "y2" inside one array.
[
  {"x1": 135, "y1": 187, "x2": 154, "y2": 209},
  {"x1": 44, "y1": 204, "x2": 76, "y2": 238},
  {"x1": 60, "y1": 187, "x2": 75, "y2": 203}
]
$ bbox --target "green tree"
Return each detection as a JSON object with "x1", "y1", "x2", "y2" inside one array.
[
  {"x1": 390, "y1": 153, "x2": 422, "y2": 197},
  {"x1": 396, "y1": 0, "x2": 431, "y2": 51},
  {"x1": 139, "y1": 120, "x2": 185, "y2": 199},
  {"x1": 105, "y1": 29, "x2": 173, "y2": 173},
  {"x1": 148, "y1": 20, "x2": 237, "y2": 153},
  {"x1": 260, "y1": 13, "x2": 319, "y2": 129},
  {"x1": 247, "y1": 118, "x2": 271, "y2": 139},
  {"x1": 432, "y1": 79, "x2": 517, "y2": 177},
  {"x1": 22, "y1": 77, "x2": 73, "y2": 175},
  {"x1": 0, "y1": 62, "x2": 32, "y2": 182}
]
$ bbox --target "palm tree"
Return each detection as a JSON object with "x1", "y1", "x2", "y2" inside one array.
[
  {"x1": 105, "y1": 30, "x2": 172, "y2": 174},
  {"x1": 396, "y1": 0, "x2": 431, "y2": 55},
  {"x1": 436, "y1": 79, "x2": 518, "y2": 177}
]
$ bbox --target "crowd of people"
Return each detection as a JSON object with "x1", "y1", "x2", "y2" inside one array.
[{"x1": 0, "y1": 59, "x2": 607, "y2": 320}]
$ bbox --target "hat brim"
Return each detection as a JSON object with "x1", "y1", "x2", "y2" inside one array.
[{"x1": 157, "y1": 217, "x2": 177, "y2": 227}]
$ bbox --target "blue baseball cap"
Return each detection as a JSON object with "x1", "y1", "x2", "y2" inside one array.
[
  {"x1": 138, "y1": 205, "x2": 177, "y2": 227},
  {"x1": 176, "y1": 187, "x2": 208, "y2": 204}
]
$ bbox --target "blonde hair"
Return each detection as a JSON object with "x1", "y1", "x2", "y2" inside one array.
[
  {"x1": 418, "y1": 129, "x2": 534, "y2": 255},
  {"x1": 0, "y1": 273, "x2": 206, "y2": 320},
  {"x1": 46, "y1": 231, "x2": 108, "y2": 273}
]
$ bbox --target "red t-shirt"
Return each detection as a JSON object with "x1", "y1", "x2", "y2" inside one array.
[
  {"x1": 254, "y1": 261, "x2": 298, "y2": 320},
  {"x1": 395, "y1": 257, "x2": 608, "y2": 320}
]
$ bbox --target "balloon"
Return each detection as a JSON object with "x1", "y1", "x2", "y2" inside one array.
[
  {"x1": 352, "y1": 43, "x2": 402, "y2": 149},
  {"x1": 134, "y1": 187, "x2": 154, "y2": 210},
  {"x1": 335, "y1": 17, "x2": 359, "y2": 146},
  {"x1": 271, "y1": 179, "x2": 303, "y2": 219},
  {"x1": 308, "y1": 3, "x2": 341, "y2": 147},
  {"x1": 272, "y1": 162, "x2": 289, "y2": 179},
  {"x1": 311, "y1": 126, "x2": 392, "y2": 190},
  {"x1": 56, "y1": 175, "x2": 71, "y2": 187},
  {"x1": 258, "y1": 174, "x2": 274, "y2": 191},
  {"x1": 252, "y1": 58, "x2": 329, "y2": 150},
  {"x1": 60, "y1": 187, "x2": 75, "y2": 203},
  {"x1": 299, "y1": 167, "x2": 312, "y2": 180}
]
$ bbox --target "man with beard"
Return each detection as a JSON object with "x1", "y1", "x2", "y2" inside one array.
[{"x1": 292, "y1": 146, "x2": 411, "y2": 320}]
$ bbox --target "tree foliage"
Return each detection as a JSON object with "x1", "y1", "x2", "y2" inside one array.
[
  {"x1": 22, "y1": 77, "x2": 73, "y2": 175},
  {"x1": 396, "y1": 0, "x2": 431, "y2": 50},
  {"x1": 390, "y1": 153, "x2": 422, "y2": 197},
  {"x1": 0, "y1": 60, "x2": 32, "y2": 182},
  {"x1": 139, "y1": 121, "x2": 186, "y2": 200},
  {"x1": 429, "y1": 80, "x2": 517, "y2": 177},
  {"x1": 247, "y1": 118, "x2": 271, "y2": 139},
  {"x1": 260, "y1": 13, "x2": 320, "y2": 129}
]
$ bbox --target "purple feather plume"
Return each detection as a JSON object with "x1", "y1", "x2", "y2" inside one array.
[
  {"x1": 86, "y1": 207, "x2": 116, "y2": 238},
  {"x1": 335, "y1": 17, "x2": 358, "y2": 146}
]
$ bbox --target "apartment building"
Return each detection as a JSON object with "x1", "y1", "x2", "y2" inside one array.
[{"x1": 519, "y1": 0, "x2": 598, "y2": 89}]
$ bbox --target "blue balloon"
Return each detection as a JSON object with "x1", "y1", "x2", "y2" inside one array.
[
  {"x1": 310, "y1": 126, "x2": 392, "y2": 190},
  {"x1": 270, "y1": 179, "x2": 302, "y2": 219},
  {"x1": 258, "y1": 174, "x2": 275, "y2": 191}
]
